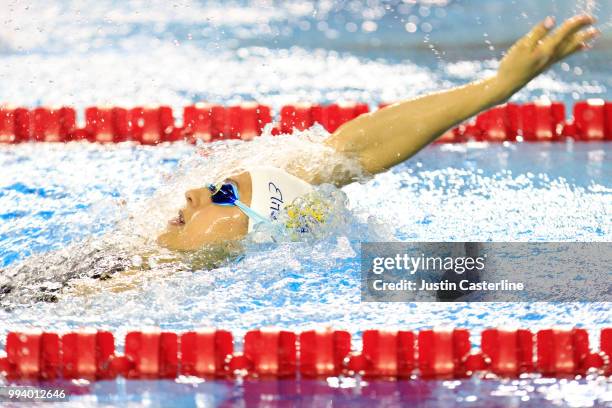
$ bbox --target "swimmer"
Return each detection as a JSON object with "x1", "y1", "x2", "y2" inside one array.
[{"x1": 158, "y1": 15, "x2": 599, "y2": 251}]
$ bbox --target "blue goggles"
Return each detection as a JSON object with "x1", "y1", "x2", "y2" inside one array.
[{"x1": 207, "y1": 182, "x2": 270, "y2": 226}]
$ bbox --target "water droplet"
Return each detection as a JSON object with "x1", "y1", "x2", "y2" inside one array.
[
  {"x1": 361, "y1": 21, "x2": 378, "y2": 33},
  {"x1": 405, "y1": 22, "x2": 417, "y2": 33}
]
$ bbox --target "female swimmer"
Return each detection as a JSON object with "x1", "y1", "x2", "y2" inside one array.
[{"x1": 157, "y1": 15, "x2": 600, "y2": 251}]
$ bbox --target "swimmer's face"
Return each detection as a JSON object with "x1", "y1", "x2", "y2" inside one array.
[{"x1": 157, "y1": 172, "x2": 252, "y2": 250}]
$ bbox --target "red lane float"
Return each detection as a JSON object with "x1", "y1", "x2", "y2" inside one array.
[
  {"x1": 180, "y1": 329, "x2": 233, "y2": 378},
  {"x1": 310, "y1": 102, "x2": 369, "y2": 133},
  {"x1": 122, "y1": 330, "x2": 178, "y2": 379},
  {"x1": 606, "y1": 102, "x2": 612, "y2": 140},
  {"x1": 228, "y1": 103, "x2": 265, "y2": 140},
  {"x1": 521, "y1": 101, "x2": 565, "y2": 141},
  {"x1": 449, "y1": 101, "x2": 566, "y2": 143},
  {"x1": 183, "y1": 103, "x2": 213, "y2": 142},
  {"x1": 1, "y1": 327, "x2": 611, "y2": 381},
  {"x1": 184, "y1": 103, "x2": 271, "y2": 142},
  {"x1": 0, "y1": 100, "x2": 610, "y2": 144},
  {"x1": 30, "y1": 107, "x2": 76, "y2": 142},
  {"x1": 602, "y1": 328, "x2": 612, "y2": 376},
  {"x1": 418, "y1": 329, "x2": 471, "y2": 378},
  {"x1": 282, "y1": 102, "x2": 369, "y2": 134},
  {"x1": 239, "y1": 329, "x2": 297, "y2": 379},
  {"x1": 85, "y1": 107, "x2": 131, "y2": 143},
  {"x1": 230, "y1": 103, "x2": 254, "y2": 140},
  {"x1": 32, "y1": 108, "x2": 59, "y2": 142},
  {"x1": 481, "y1": 328, "x2": 533, "y2": 376},
  {"x1": 299, "y1": 329, "x2": 350, "y2": 378},
  {"x1": 536, "y1": 328, "x2": 591, "y2": 376},
  {"x1": 507, "y1": 102, "x2": 523, "y2": 139},
  {"x1": 2, "y1": 331, "x2": 60, "y2": 380},
  {"x1": 574, "y1": 99, "x2": 607, "y2": 141},
  {"x1": 0, "y1": 106, "x2": 15, "y2": 143},
  {"x1": 210, "y1": 105, "x2": 228, "y2": 140},
  {"x1": 281, "y1": 103, "x2": 313, "y2": 134},
  {"x1": 475, "y1": 106, "x2": 511, "y2": 142},
  {"x1": 129, "y1": 107, "x2": 176, "y2": 145},
  {"x1": 13, "y1": 108, "x2": 32, "y2": 142},
  {"x1": 360, "y1": 330, "x2": 415, "y2": 379},
  {"x1": 61, "y1": 330, "x2": 115, "y2": 379}
]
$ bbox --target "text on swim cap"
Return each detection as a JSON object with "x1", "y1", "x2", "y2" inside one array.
[{"x1": 268, "y1": 182, "x2": 284, "y2": 220}]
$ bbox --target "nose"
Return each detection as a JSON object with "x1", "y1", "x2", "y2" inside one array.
[{"x1": 185, "y1": 188, "x2": 210, "y2": 208}]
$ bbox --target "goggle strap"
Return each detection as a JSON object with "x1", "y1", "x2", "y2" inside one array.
[{"x1": 234, "y1": 200, "x2": 271, "y2": 226}]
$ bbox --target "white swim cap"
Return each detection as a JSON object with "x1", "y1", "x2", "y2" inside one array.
[{"x1": 246, "y1": 166, "x2": 313, "y2": 232}]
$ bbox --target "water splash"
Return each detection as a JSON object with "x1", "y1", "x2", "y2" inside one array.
[
  {"x1": 577, "y1": 0, "x2": 598, "y2": 16},
  {"x1": 0, "y1": 127, "x2": 371, "y2": 307}
]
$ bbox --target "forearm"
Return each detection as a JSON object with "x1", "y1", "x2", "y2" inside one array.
[
  {"x1": 323, "y1": 15, "x2": 597, "y2": 179},
  {"x1": 325, "y1": 75, "x2": 509, "y2": 175}
]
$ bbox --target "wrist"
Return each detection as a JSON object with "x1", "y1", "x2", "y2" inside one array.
[{"x1": 483, "y1": 75, "x2": 514, "y2": 105}]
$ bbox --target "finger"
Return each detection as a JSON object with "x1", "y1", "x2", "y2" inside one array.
[
  {"x1": 520, "y1": 16, "x2": 556, "y2": 48},
  {"x1": 554, "y1": 27, "x2": 600, "y2": 61},
  {"x1": 540, "y1": 14, "x2": 595, "y2": 53}
]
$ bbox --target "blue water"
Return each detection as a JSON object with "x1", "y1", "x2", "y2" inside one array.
[
  {"x1": 1, "y1": 0, "x2": 611, "y2": 406},
  {"x1": 0, "y1": 0, "x2": 610, "y2": 109}
]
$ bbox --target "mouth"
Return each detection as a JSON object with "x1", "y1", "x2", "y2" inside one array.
[{"x1": 168, "y1": 210, "x2": 185, "y2": 226}]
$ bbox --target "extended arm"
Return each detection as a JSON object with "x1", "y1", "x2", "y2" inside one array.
[{"x1": 324, "y1": 15, "x2": 598, "y2": 177}]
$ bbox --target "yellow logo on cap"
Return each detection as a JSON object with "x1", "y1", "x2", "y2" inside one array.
[{"x1": 285, "y1": 196, "x2": 328, "y2": 232}]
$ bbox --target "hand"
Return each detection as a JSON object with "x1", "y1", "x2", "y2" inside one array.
[{"x1": 495, "y1": 15, "x2": 599, "y2": 100}]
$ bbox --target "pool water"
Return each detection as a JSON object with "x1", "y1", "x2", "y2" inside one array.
[
  {"x1": 1, "y1": 140, "x2": 610, "y2": 329},
  {"x1": 0, "y1": 0, "x2": 611, "y2": 109},
  {"x1": 0, "y1": 0, "x2": 611, "y2": 406},
  {"x1": 3, "y1": 376, "x2": 611, "y2": 407}
]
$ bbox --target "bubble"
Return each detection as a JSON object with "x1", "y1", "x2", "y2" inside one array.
[
  {"x1": 361, "y1": 21, "x2": 378, "y2": 32},
  {"x1": 345, "y1": 22, "x2": 358, "y2": 33},
  {"x1": 419, "y1": 6, "x2": 431, "y2": 17},
  {"x1": 404, "y1": 22, "x2": 417, "y2": 33}
]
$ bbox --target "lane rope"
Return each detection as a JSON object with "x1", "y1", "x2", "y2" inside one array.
[
  {"x1": 0, "y1": 100, "x2": 611, "y2": 145},
  {"x1": 1, "y1": 327, "x2": 610, "y2": 380}
]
